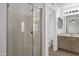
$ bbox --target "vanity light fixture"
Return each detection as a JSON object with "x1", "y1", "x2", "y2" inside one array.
[
  {"x1": 76, "y1": 9, "x2": 78, "y2": 12},
  {"x1": 72, "y1": 10, "x2": 75, "y2": 13},
  {"x1": 69, "y1": 11, "x2": 71, "y2": 13},
  {"x1": 64, "y1": 8, "x2": 79, "y2": 16},
  {"x1": 66, "y1": 12, "x2": 68, "y2": 14}
]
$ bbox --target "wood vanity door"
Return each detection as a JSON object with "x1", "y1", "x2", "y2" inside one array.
[
  {"x1": 58, "y1": 36, "x2": 79, "y2": 53},
  {"x1": 58, "y1": 36, "x2": 72, "y2": 50},
  {"x1": 71, "y1": 37, "x2": 79, "y2": 53},
  {"x1": 64, "y1": 37, "x2": 72, "y2": 50},
  {"x1": 58, "y1": 36, "x2": 64, "y2": 48}
]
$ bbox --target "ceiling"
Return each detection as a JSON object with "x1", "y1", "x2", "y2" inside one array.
[{"x1": 54, "y1": 3, "x2": 79, "y2": 8}]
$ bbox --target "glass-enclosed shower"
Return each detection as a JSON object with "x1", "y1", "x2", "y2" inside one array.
[{"x1": 7, "y1": 3, "x2": 42, "y2": 56}]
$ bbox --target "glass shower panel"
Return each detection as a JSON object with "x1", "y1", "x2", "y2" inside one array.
[
  {"x1": 33, "y1": 7, "x2": 42, "y2": 56},
  {"x1": 23, "y1": 4, "x2": 33, "y2": 56},
  {"x1": 7, "y1": 3, "x2": 33, "y2": 56}
]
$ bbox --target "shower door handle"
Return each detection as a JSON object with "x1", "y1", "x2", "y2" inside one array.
[
  {"x1": 31, "y1": 31, "x2": 33, "y2": 34},
  {"x1": 21, "y1": 22, "x2": 24, "y2": 32}
]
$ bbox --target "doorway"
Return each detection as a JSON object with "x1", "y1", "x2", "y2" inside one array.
[{"x1": 7, "y1": 3, "x2": 42, "y2": 56}]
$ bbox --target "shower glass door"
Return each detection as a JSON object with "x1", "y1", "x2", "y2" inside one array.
[
  {"x1": 7, "y1": 3, "x2": 42, "y2": 56},
  {"x1": 7, "y1": 3, "x2": 33, "y2": 56}
]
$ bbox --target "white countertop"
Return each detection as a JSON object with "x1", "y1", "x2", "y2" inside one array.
[{"x1": 58, "y1": 34, "x2": 79, "y2": 37}]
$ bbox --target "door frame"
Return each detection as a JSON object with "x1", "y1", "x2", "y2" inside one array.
[{"x1": 45, "y1": 3, "x2": 57, "y2": 56}]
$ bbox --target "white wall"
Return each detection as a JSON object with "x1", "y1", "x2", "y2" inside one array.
[
  {"x1": 55, "y1": 5, "x2": 65, "y2": 35},
  {"x1": 0, "y1": 3, "x2": 6, "y2": 56},
  {"x1": 55, "y1": 7, "x2": 62, "y2": 35},
  {"x1": 48, "y1": 4, "x2": 57, "y2": 50},
  {"x1": 46, "y1": 4, "x2": 57, "y2": 56}
]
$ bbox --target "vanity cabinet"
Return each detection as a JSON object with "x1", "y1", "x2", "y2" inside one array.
[
  {"x1": 58, "y1": 36, "x2": 79, "y2": 53},
  {"x1": 71, "y1": 37, "x2": 79, "y2": 53}
]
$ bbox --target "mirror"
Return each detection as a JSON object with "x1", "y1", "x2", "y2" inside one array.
[{"x1": 66, "y1": 14, "x2": 79, "y2": 34}]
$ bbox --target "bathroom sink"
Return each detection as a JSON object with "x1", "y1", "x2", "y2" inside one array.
[{"x1": 69, "y1": 34, "x2": 79, "y2": 37}]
